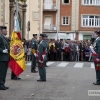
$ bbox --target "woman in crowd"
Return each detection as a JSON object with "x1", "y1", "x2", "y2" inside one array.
[{"x1": 49, "y1": 40, "x2": 56, "y2": 61}]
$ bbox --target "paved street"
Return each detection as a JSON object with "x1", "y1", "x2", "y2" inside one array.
[{"x1": 0, "y1": 61, "x2": 100, "y2": 100}]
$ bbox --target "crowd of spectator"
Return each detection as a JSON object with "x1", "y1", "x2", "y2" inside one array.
[{"x1": 22, "y1": 38, "x2": 94, "y2": 62}]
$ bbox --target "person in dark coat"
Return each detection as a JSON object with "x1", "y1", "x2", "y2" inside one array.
[
  {"x1": 69, "y1": 41, "x2": 76, "y2": 61},
  {"x1": 55, "y1": 39, "x2": 61, "y2": 61},
  {"x1": 0, "y1": 26, "x2": 10, "y2": 90}
]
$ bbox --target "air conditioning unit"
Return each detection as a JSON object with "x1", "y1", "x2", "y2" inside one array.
[{"x1": 52, "y1": 27, "x2": 57, "y2": 30}]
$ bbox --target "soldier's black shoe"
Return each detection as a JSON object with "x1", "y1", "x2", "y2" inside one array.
[
  {"x1": 93, "y1": 82, "x2": 100, "y2": 85},
  {"x1": 0, "y1": 87, "x2": 6, "y2": 90},
  {"x1": 34, "y1": 71, "x2": 38, "y2": 73},
  {"x1": 37, "y1": 80, "x2": 46, "y2": 82},
  {"x1": 31, "y1": 69, "x2": 38, "y2": 73},
  {"x1": 45, "y1": 65, "x2": 49, "y2": 67},
  {"x1": 4, "y1": 86, "x2": 9, "y2": 89},
  {"x1": 17, "y1": 78, "x2": 21, "y2": 80},
  {"x1": 11, "y1": 77, "x2": 21, "y2": 80}
]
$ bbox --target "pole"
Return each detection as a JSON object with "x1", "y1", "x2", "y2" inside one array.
[
  {"x1": 39, "y1": 0, "x2": 41, "y2": 38},
  {"x1": 16, "y1": 0, "x2": 18, "y2": 18},
  {"x1": 56, "y1": 0, "x2": 59, "y2": 39}
]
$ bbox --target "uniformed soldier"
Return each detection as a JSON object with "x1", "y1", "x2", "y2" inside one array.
[
  {"x1": 37, "y1": 34, "x2": 47, "y2": 82},
  {"x1": 31, "y1": 34, "x2": 38, "y2": 73},
  {"x1": 0, "y1": 26, "x2": 10, "y2": 90},
  {"x1": 92, "y1": 31, "x2": 100, "y2": 85},
  {"x1": 44, "y1": 34, "x2": 49, "y2": 67}
]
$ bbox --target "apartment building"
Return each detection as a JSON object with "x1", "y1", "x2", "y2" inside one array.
[
  {"x1": 42, "y1": 0, "x2": 60, "y2": 39},
  {"x1": 43, "y1": 0, "x2": 100, "y2": 40}
]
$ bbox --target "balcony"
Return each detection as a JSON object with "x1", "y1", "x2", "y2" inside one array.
[
  {"x1": 43, "y1": 25, "x2": 57, "y2": 32},
  {"x1": 43, "y1": 4, "x2": 58, "y2": 11}
]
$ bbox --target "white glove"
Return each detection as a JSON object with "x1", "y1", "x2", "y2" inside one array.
[
  {"x1": 3, "y1": 49, "x2": 8, "y2": 53},
  {"x1": 90, "y1": 46, "x2": 96, "y2": 53},
  {"x1": 34, "y1": 53, "x2": 37, "y2": 57}
]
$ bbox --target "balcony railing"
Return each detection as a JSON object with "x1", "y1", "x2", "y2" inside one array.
[
  {"x1": 43, "y1": 4, "x2": 58, "y2": 11},
  {"x1": 43, "y1": 25, "x2": 57, "y2": 31}
]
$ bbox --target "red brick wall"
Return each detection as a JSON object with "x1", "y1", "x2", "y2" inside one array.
[
  {"x1": 79, "y1": 0, "x2": 100, "y2": 31},
  {"x1": 60, "y1": 0, "x2": 72, "y2": 31}
]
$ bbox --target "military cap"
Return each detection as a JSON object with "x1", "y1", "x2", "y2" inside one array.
[
  {"x1": 33, "y1": 34, "x2": 37, "y2": 36},
  {"x1": 45, "y1": 34, "x2": 48, "y2": 37},
  {"x1": 40, "y1": 34, "x2": 45, "y2": 37},
  {"x1": 43, "y1": 34, "x2": 47, "y2": 37},
  {"x1": 0, "y1": 26, "x2": 7, "y2": 30},
  {"x1": 95, "y1": 31, "x2": 100, "y2": 35}
]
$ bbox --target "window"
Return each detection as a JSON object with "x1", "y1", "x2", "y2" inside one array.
[
  {"x1": 82, "y1": 15, "x2": 100, "y2": 27},
  {"x1": 62, "y1": 0, "x2": 70, "y2": 4},
  {"x1": 83, "y1": 35, "x2": 91, "y2": 40},
  {"x1": 83, "y1": 0, "x2": 100, "y2": 5},
  {"x1": 62, "y1": 17, "x2": 69, "y2": 25}
]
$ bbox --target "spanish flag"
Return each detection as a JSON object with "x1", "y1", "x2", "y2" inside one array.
[{"x1": 8, "y1": 15, "x2": 26, "y2": 76}]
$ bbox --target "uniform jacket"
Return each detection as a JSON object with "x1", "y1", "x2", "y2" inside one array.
[
  {"x1": 38, "y1": 40, "x2": 47, "y2": 62},
  {"x1": 93, "y1": 37, "x2": 100, "y2": 59},
  {"x1": 55, "y1": 42, "x2": 61, "y2": 50},
  {"x1": 0, "y1": 34, "x2": 10, "y2": 61},
  {"x1": 69, "y1": 43, "x2": 76, "y2": 51},
  {"x1": 31, "y1": 38, "x2": 38, "y2": 54}
]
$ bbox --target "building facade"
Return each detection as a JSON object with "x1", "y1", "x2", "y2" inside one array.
[
  {"x1": 1, "y1": 0, "x2": 100, "y2": 40},
  {"x1": 43, "y1": 0, "x2": 100, "y2": 40},
  {"x1": 0, "y1": 0, "x2": 9, "y2": 35},
  {"x1": 26, "y1": 0, "x2": 43, "y2": 39},
  {"x1": 0, "y1": 0, "x2": 27, "y2": 38}
]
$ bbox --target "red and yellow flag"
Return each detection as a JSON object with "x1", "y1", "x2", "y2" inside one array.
[{"x1": 9, "y1": 31, "x2": 26, "y2": 76}]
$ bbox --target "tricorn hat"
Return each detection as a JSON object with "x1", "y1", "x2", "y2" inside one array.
[
  {"x1": 40, "y1": 34, "x2": 45, "y2": 37},
  {"x1": 33, "y1": 34, "x2": 37, "y2": 36},
  {"x1": 43, "y1": 34, "x2": 48, "y2": 37},
  {"x1": 0, "y1": 26, "x2": 7, "y2": 30},
  {"x1": 95, "y1": 31, "x2": 100, "y2": 35}
]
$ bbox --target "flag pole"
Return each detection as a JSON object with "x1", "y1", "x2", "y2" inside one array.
[{"x1": 16, "y1": 0, "x2": 18, "y2": 19}]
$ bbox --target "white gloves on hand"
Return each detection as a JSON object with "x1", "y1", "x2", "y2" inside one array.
[
  {"x1": 3, "y1": 49, "x2": 8, "y2": 53},
  {"x1": 90, "y1": 46, "x2": 96, "y2": 53},
  {"x1": 34, "y1": 53, "x2": 38, "y2": 57}
]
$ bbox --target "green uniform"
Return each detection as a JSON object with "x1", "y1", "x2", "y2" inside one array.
[
  {"x1": 31, "y1": 38, "x2": 38, "y2": 72},
  {"x1": 38, "y1": 40, "x2": 47, "y2": 81},
  {"x1": 93, "y1": 37, "x2": 100, "y2": 83},
  {"x1": 0, "y1": 34, "x2": 10, "y2": 88},
  {"x1": 44, "y1": 39, "x2": 49, "y2": 66}
]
